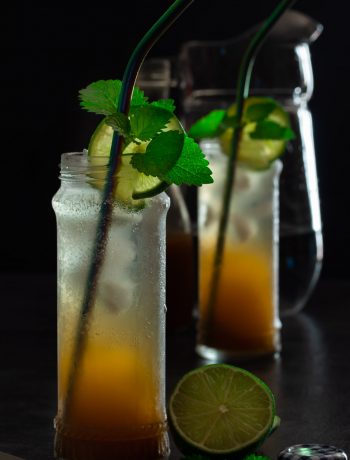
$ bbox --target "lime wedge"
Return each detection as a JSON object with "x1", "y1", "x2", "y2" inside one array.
[
  {"x1": 169, "y1": 364, "x2": 277, "y2": 458},
  {"x1": 220, "y1": 97, "x2": 291, "y2": 170},
  {"x1": 88, "y1": 115, "x2": 184, "y2": 204}
]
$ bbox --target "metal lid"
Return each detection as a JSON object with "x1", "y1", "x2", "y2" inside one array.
[{"x1": 278, "y1": 444, "x2": 348, "y2": 460}]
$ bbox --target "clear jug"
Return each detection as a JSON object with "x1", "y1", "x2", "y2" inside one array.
[{"x1": 178, "y1": 10, "x2": 323, "y2": 316}]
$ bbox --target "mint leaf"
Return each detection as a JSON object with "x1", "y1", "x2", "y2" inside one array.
[
  {"x1": 245, "y1": 101, "x2": 277, "y2": 122},
  {"x1": 131, "y1": 131, "x2": 184, "y2": 177},
  {"x1": 188, "y1": 110, "x2": 226, "y2": 139},
  {"x1": 79, "y1": 80, "x2": 122, "y2": 115},
  {"x1": 244, "y1": 455, "x2": 272, "y2": 460},
  {"x1": 129, "y1": 106, "x2": 172, "y2": 141},
  {"x1": 165, "y1": 136, "x2": 213, "y2": 186},
  {"x1": 223, "y1": 114, "x2": 239, "y2": 129},
  {"x1": 250, "y1": 120, "x2": 295, "y2": 140},
  {"x1": 131, "y1": 87, "x2": 148, "y2": 106},
  {"x1": 79, "y1": 80, "x2": 148, "y2": 116},
  {"x1": 105, "y1": 112, "x2": 130, "y2": 137},
  {"x1": 151, "y1": 99, "x2": 176, "y2": 113}
]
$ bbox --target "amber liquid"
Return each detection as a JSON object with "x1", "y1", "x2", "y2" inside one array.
[
  {"x1": 55, "y1": 340, "x2": 169, "y2": 460},
  {"x1": 198, "y1": 242, "x2": 279, "y2": 359}
]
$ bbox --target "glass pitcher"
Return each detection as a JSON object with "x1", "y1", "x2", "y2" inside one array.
[{"x1": 178, "y1": 10, "x2": 323, "y2": 316}]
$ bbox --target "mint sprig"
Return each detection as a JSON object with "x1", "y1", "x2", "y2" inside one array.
[
  {"x1": 188, "y1": 110, "x2": 226, "y2": 139},
  {"x1": 245, "y1": 101, "x2": 277, "y2": 122},
  {"x1": 165, "y1": 136, "x2": 213, "y2": 186},
  {"x1": 188, "y1": 100, "x2": 295, "y2": 143},
  {"x1": 105, "y1": 113, "x2": 131, "y2": 138},
  {"x1": 131, "y1": 131, "x2": 184, "y2": 177},
  {"x1": 79, "y1": 80, "x2": 148, "y2": 115},
  {"x1": 129, "y1": 105, "x2": 172, "y2": 141},
  {"x1": 250, "y1": 120, "x2": 295, "y2": 140},
  {"x1": 79, "y1": 79, "x2": 213, "y2": 189},
  {"x1": 151, "y1": 99, "x2": 176, "y2": 112}
]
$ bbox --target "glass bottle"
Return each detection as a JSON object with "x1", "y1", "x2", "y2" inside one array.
[
  {"x1": 52, "y1": 152, "x2": 170, "y2": 460},
  {"x1": 178, "y1": 10, "x2": 323, "y2": 316}
]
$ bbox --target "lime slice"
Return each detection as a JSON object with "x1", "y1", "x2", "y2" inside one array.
[
  {"x1": 169, "y1": 364, "x2": 277, "y2": 458},
  {"x1": 220, "y1": 97, "x2": 291, "y2": 170},
  {"x1": 88, "y1": 115, "x2": 184, "y2": 204}
]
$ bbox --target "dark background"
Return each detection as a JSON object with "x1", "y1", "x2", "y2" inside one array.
[{"x1": 0, "y1": 1, "x2": 348, "y2": 278}]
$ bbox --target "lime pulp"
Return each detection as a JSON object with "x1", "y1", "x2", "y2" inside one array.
[{"x1": 169, "y1": 364, "x2": 276, "y2": 458}]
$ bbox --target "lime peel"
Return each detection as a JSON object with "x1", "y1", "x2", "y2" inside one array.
[
  {"x1": 219, "y1": 97, "x2": 291, "y2": 170},
  {"x1": 169, "y1": 364, "x2": 277, "y2": 458},
  {"x1": 190, "y1": 97, "x2": 293, "y2": 171},
  {"x1": 87, "y1": 118, "x2": 181, "y2": 206}
]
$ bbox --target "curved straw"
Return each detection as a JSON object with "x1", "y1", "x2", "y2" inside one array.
[
  {"x1": 204, "y1": 0, "x2": 298, "y2": 336},
  {"x1": 109, "y1": 0, "x2": 195, "y2": 185},
  {"x1": 62, "y1": 0, "x2": 194, "y2": 421}
]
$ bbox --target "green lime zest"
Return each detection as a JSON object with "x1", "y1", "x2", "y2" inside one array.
[
  {"x1": 132, "y1": 180, "x2": 169, "y2": 199},
  {"x1": 181, "y1": 450, "x2": 273, "y2": 460}
]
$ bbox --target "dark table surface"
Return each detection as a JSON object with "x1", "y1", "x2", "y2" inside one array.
[{"x1": 0, "y1": 274, "x2": 349, "y2": 460}]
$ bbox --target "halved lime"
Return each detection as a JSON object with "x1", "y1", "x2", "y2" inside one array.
[
  {"x1": 169, "y1": 364, "x2": 277, "y2": 458},
  {"x1": 220, "y1": 97, "x2": 291, "y2": 170},
  {"x1": 88, "y1": 115, "x2": 184, "y2": 204}
]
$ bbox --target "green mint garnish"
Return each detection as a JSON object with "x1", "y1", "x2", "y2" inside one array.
[
  {"x1": 151, "y1": 99, "x2": 176, "y2": 113},
  {"x1": 105, "y1": 113, "x2": 131, "y2": 138},
  {"x1": 165, "y1": 136, "x2": 213, "y2": 186},
  {"x1": 79, "y1": 80, "x2": 148, "y2": 115},
  {"x1": 244, "y1": 455, "x2": 272, "y2": 460},
  {"x1": 129, "y1": 105, "x2": 172, "y2": 141},
  {"x1": 189, "y1": 99, "x2": 295, "y2": 143},
  {"x1": 131, "y1": 131, "x2": 184, "y2": 178},
  {"x1": 245, "y1": 101, "x2": 277, "y2": 122},
  {"x1": 188, "y1": 110, "x2": 226, "y2": 139},
  {"x1": 250, "y1": 120, "x2": 295, "y2": 140},
  {"x1": 223, "y1": 114, "x2": 239, "y2": 129},
  {"x1": 79, "y1": 79, "x2": 213, "y2": 188}
]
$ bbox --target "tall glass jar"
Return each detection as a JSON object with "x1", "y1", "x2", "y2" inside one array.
[
  {"x1": 197, "y1": 140, "x2": 281, "y2": 361},
  {"x1": 52, "y1": 152, "x2": 170, "y2": 460}
]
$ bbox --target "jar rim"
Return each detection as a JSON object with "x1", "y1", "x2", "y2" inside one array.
[
  {"x1": 59, "y1": 151, "x2": 111, "y2": 181},
  {"x1": 60, "y1": 151, "x2": 110, "y2": 167}
]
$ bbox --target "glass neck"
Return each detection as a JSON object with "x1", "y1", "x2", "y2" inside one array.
[{"x1": 59, "y1": 152, "x2": 109, "y2": 183}]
